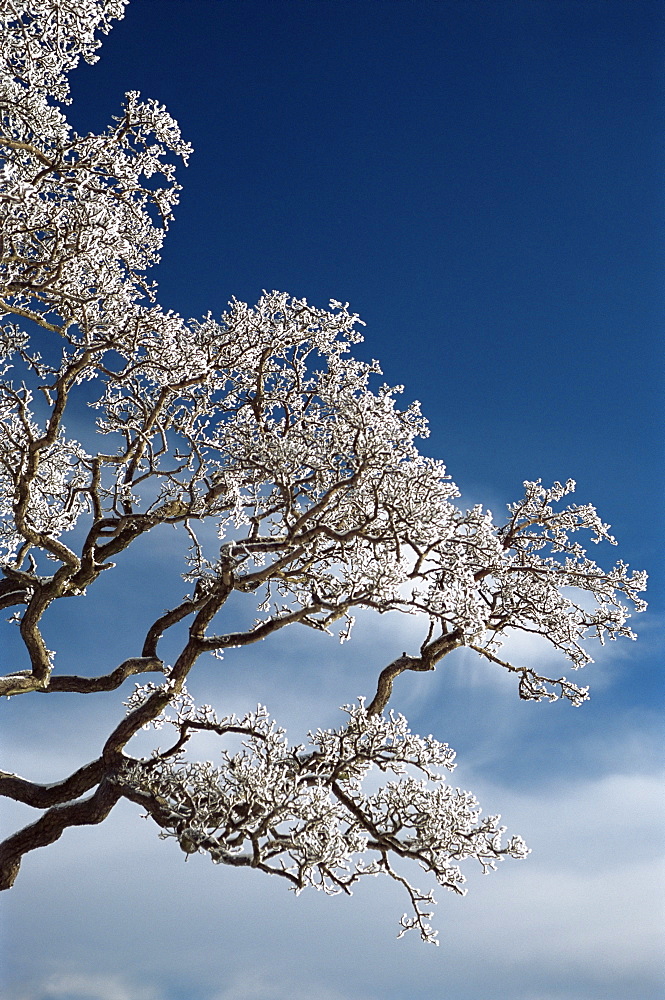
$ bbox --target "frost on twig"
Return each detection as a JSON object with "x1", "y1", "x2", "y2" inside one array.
[
  {"x1": 119, "y1": 701, "x2": 529, "y2": 943},
  {"x1": 0, "y1": 0, "x2": 645, "y2": 915}
]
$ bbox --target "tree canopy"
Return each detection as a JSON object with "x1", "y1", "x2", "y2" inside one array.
[{"x1": 0, "y1": 0, "x2": 646, "y2": 943}]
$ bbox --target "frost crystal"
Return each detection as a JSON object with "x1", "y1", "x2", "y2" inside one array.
[
  {"x1": 119, "y1": 701, "x2": 529, "y2": 943},
  {"x1": 0, "y1": 0, "x2": 646, "y2": 926}
]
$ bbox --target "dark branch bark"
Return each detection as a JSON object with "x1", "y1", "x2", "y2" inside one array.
[
  {"x1": 0, "y1": 776, "x2": 122, "y2": 890},
  {"x1": 366, "y1": 628, "x2": 463, "y2": 715},
  {"x1": 199, "y1": 605, "x2": 315, "y2": 650},
  {"x1": 0, "y1": 656, "x2": 163, "y2": 697},
  {"x1": 0, "y1": 758, "x2": 104, "y2": 807},
  {"x1": 43, "y1": 656, "x2": 164, "y2": 693},
  {"x1": 116, "y1": 780, "x2": 181, "y2": 829},
  {"x1": 142, "y1": 601, "x2": 198, "y2": 658},
  {"x1": 0, "y1": 569, "x2": 32, "y2": 610}
]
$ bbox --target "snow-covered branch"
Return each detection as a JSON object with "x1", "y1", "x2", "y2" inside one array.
[
  {"x1": 118, "y1": 701, "x2": 529, "y2": 944},
  {"x1": 0, "y1": 0, "x2": 645, "y2": 939}
]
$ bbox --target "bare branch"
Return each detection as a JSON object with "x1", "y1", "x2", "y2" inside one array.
[
  {"x1": 0, "y1": 777, "x2": 122, "y2": 890},
  {"x1": 367, "y1": 628, "x2": 463, "y2": 715},
  {"x1": 0, "y1": 758, "x2": 104, "y2": 808}
]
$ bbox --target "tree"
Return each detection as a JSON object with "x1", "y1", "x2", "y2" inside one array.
[{"x1": 0, "y1": 0, "x2": 646, "y2": 944}]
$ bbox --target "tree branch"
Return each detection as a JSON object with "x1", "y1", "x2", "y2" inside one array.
[
  {"x1": 0, "y1": 758, "x2": 104, "y2": 808},
  {"x1": 467, "y1": 643, "x2": 589, "y2": 704},
  {"x1": 0, "y1": 776, "x2": 122, "y2": 890},
  {"x1": 43, "y1": 656, "x2": 164, "y2": 693},
  {"x1": 367, "y1": 628, "x2": 463, "y2": 715},
  {"x1": 0, "y1": 656, "x2": 164, "y2": 698}
]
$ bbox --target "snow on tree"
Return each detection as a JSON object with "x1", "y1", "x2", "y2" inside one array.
[{"x1": 0, "y1": 0, "x2": 646, "y2": 942}]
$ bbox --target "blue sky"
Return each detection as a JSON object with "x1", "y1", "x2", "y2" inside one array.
[{"x1": 2, "y1": 2, "x2": 664, "y2": 999}]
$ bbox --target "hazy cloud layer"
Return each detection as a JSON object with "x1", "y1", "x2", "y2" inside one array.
[{"x1": 4, "y1": 729, "x2": 663, "y2": 1000}]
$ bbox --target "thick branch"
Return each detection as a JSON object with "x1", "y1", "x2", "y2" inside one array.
[
  {"x1": 0, "y1": 777, "x2": 122, "y2": 890},
  {"x1": 0, "y1": 297, "x2": 64, "y2": 333},
  {"x1": 0, "y1": 569, "x2": 32, "y2": 611},
  {"x1": 0, "y1": 673, "x2": 45, "y2": 697},
  {"x1": 0, "y1": 758, "x2": 104, "y2": 808},
  {"x1": 199, "y1": 606, "x2": 316, "y2": 650},
  {"x1": 85, "y1": 500, "x2": 190, "y2": 568},
  {"x1": 45, "y1": 656, "x2": 164, "y2": 692},
  {"x1": 142, "y1": 601, "x2": 199, "y2": 658},
  {"x1": 0, "y1": 656, "x2": 163, "y2": 698},
  {"x1": 366, "y1": 628, "x2": 463, "y2": 715}
]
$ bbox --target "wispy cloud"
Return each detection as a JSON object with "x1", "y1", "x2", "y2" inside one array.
[
  {"x1": 6, "y1": 972, "x2": 161, "y2": 1000},
  {"x1": 4, "y1": 747, "x2": 663, "y2": 1000},
  {"x1": 210, "y1": 970, "x2": 374, "y2": 1000}
]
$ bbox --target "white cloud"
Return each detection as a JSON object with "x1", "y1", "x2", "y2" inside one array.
[
  {"x1": 3, "y1": 574, "x2": 661, "y2": 1000},
  {"x1": 4, "y1": 752, "x2": 663, "y2": 1000}
]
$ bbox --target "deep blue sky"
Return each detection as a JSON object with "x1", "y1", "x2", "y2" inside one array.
[
  {"x1": 65, "y1": 0, "x2": 663, "y2": 692},
  {"x1": 65, "y1": 0, "x2": 663, "y2": 570},
  {"x1": 3, "y1": 3, "x2": 664, "y2": 999}
]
